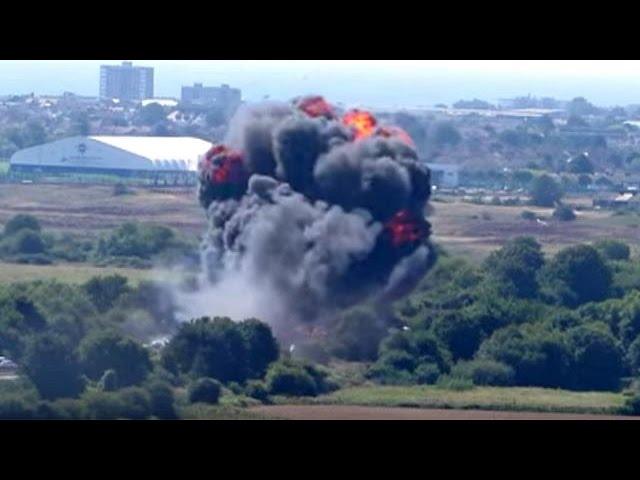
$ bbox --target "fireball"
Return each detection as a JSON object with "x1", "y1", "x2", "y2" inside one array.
[
  {"x1": 342, "y1": 109, "x2": 377, "y2": 140},
  {"x1": 384, "y1": 209, "x2": 429, "y2": 248},
  {"x1": 295, "y1": 95, "x2": 335, "y2": 119},
  {"x1": 376, "y1": 125, "x2": 415, "y2": 148}
]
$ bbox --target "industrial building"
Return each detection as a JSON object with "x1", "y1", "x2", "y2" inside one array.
[
  {"x1": 10, "y1": 136, "x2": 213, "y2": 184},
  {"x1": 100, "y1": 62, "x2": 154, "y2": 102},
  {"x1": 426, "y1": 163, "x2": 460, "y2": 188}
]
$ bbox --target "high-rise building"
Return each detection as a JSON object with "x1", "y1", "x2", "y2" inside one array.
[
  {"x1": 99, "y1": 62, "x2": 154, "y2": 101},
  {"x1": 181, "y1": 83, "x2": 241, "y2": 110}
]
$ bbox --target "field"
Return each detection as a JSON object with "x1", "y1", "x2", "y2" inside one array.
[
  {"x1": 0, "y1": 261, "x2": 153, "y2": 285},
  {"x1": 250, "y1": 405, "x2": 638, "y2": 420}
]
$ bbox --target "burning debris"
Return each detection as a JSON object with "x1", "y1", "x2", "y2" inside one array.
[{"x1": 193, "y1": 96, "x2": 435, "y2": 333}]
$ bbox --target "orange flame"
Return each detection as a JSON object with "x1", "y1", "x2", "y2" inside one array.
[
  {"x1": 200, "y1": 145, "x2": 248, "y2": 185},
  {"x1": 384, "y1": 210, "x2": 428, "y2": 248},
  {"x1": 376, "y1": 126, "x2": 415, "y2": 148},
  {"x1": 342, "y1": 109, "x2": 377, "y2": 140},
  {"x1": 296, "y1": 96, "x2": 335, "y2": 119}
]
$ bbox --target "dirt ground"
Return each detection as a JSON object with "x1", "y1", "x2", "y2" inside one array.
[{"x1": 250, "y1": 405, "x2": 640, "y2": 420}]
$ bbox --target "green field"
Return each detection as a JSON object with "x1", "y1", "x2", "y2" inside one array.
[
  {"x1": 0, "y1": 261, "x2": 152, "y2": 285},
  {"x1": 303, "y1": 385, "x2": 628, "y2": 415}
]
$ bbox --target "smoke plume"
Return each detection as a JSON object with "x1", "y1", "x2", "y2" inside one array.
[{"x1": 185, "y1": 96, "x2": 435, "y2": 336}]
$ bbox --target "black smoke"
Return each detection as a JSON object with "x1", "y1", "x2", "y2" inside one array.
[{"x1": 194, "y1": 97, "x2": 435, "y2": 331}]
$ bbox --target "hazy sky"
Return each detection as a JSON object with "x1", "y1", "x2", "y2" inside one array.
[{"x1": 2, "y1": 60, "x2": 640, "y2": 108}]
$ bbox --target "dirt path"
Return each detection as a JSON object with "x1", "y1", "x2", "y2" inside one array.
[{"x1": 250, "y1": 405, "x2": 640, "y2": 420}]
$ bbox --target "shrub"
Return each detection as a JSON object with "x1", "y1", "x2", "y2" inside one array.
[
  {"x1": 595, "y1": 239, "x2": 631, "y2": 261},
  {"x1": 146, "y1": 380, "x2": 177, "y2": 419},
  {"x1": 521, "y1": 210, "x2": 536, "y2": 221},
  {"x1": 265, "y1": 361, "x2": 318, "y2": 397},
  {"x1": 624, "y1": 394, "x2": 640, "y2": 415},
  {"x1": 112, "y1": 183, "x2": 131, "y2": 196},
  {"x1": 244, "y1": 380, "x2": 269, "y2": 403},
  {"x1": 99, "y1": 369, "x2": 118, "y2": 392},
  {"x1": 237, "y1": 318, "x2": 279, "y2": 378},
  {"x1": 435, "y1": 375, "x2": 475, "y2": 391},
  {"x1": 377, "y1": 350, "x2": 417, "y2": 372},
  {"x1": 79, "y1": 330, "x2": 152, "y2": 387},
  {"x1": 117, "y1": 387, "x2": 152, "y2": 420},
  {"x1": 0, "y1": 395, "x2": 36, "y2": 419},
  {"x1": 3, "y1": 229, "x2": 46, "y2": 255},
  {"x1": 366, "y1": 363, "x2": 415, "y2": 385},
  {"x1": 432, "y1": 311, "x2": 483, "y2": 360},
  {"x1": 552, "y1": 204, "x2": 576, "y2": 221},
  {"x1": 83, "y1": 275, "x2": 130, "y2": 313},
  {"x1": 530, "y1": 174, "x2": 563, "y2": 207},
  {"x1": 451, "y1": 359, "x2": 515, "y2": 386},
  {"x1": 161, "y1": 317, "x2": 249, "y2": 383},
  {"x1": 329, "y1": 306, "x2": 389, "y2": 362},
  {"x1": 22, "y1": 333, "x2": 85, "y2": 400},
  {"x1": 188, "y1": 378, "x2": 222, "y2": 404},
  {"x1": 413, "y1": 363, "x2": 441, "y2": 385},
  {"x1": 3, "y1": 214, "x2": 41, "y2": 236}
]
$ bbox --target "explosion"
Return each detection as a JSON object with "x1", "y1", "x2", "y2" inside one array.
[
  {"x1": 342, "y1": 109, "x2": 377, "y2": 140},
  {"x1": 193, "y1": 95, "x2": 434, "y2": 334}
]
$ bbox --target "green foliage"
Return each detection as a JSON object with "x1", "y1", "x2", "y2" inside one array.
[
  {"x1": 99, "y1": 369, "x2": 118, "y2": 392},
  {"x1": 146, "y1": 380, "x2": 177, "y2": 419},
  {"x1": 595, "y1": 239, "x2": 630, "y2": 261},
  {"x1": 1, "y1": 229, "x2": 47, "y2": 255},
  {"x1": 3, "y1": 214, "x2": 41, "y2": 236},
  {"x1": 483, "y1": 236, "x2": 545, "y2": 298},
  {"x1": 478, "y1": 324, "x2": 571, "y2": 388},
  {"x1": 78, "y1": 330, "x2": 152, "y2": 387},
  {"x1": 244, "y1": 380, "x2": 269, "y2": 403},
  {"x1": 432, "y1": 121, "x2": 461, "y2": 147},
  {"x1": 451, "y1": 359, "x2": 515, "y2": 386},
  {"x1": 567, "y1": 154, "x2": 595, "y2": 174},
  {"x1": 566, "y1": 323, "x2": 623, "y2": 391},
  {"x1": 188, "y1": 378, "x2": 222, "y2": 404},
  {"x1": 552, "y1": 204, "x2": 576, "y2": 221},
  {"x1": 139, "y1": 103, "x2": 166, "y2": 126},
  {"x1": 540, "y1": 245, "x2": 612, "y2": 307},
  {"x1": 431, "y1": 311, "x2": 483, "y2": 360},
  {"x1": 435, "y1": 375, "x2": 475, "y2": 391},
  {"x1": 530, "y1": 174, "x2": 563, "y2": 207},
  {"x1": 22, "y1": 332, "x2": 85, "y2": 400},
  {"x1": 521, "y1": 210, "x2": 536, "y2": 221},
  {"x1": 83, "y1": 275, "x2": 130, "y2": 313},
  {"x1": 413, "y1": 363, "x2": 441, "y2": 385},
  {"x1": 329, "y1": 305, "x2": 389, "y2": 361},
  {"x1": 237, "y1": 318, "x2": 279, "y2": 378},
  {"x1": 265, "y1": 360, "x2": 330, "y2": 397},
  {"x1": 83, "y1": 387, "x2": 151, "y2": 420},
  {"x1": 96, "y1": 222, "x2": 179, "y2": 260},
  {"x1": 162, "y1": 317, "x2": 277, "y2": 384}
]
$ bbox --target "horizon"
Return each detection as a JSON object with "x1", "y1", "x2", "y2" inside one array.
[{"x1": 1, "y1": 60, "x2": 640, "y2": 109}]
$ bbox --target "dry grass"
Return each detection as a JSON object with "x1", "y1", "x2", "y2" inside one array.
[{"x1": 0, "y1": 261, "x2": 152, "y2": 285}]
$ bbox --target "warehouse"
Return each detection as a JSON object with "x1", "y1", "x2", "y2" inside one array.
[{"x1": 9, "y1": 136, "x2": 214, "y2": 184}]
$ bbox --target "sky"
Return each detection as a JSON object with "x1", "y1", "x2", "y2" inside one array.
[{"x1": 1, "y1": 60, "x2": 640, "y2": 109}]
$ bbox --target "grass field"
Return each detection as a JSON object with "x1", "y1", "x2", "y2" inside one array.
[
  {"x1": 298, "y1": 385, "x2": 629, "y2": 415},
  {"x1": 0, "y1": 261, "x2": 152, "y2": 285}
]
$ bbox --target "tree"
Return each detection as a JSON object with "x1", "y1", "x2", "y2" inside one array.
[
  {"x1": 78, "y1": 330, "x2": 152, "y2": 387},
  {"x1": 265, "y1": 361, "x2": 319, "y2": 397},
  {"x1": 484, "y1": 237, "x2": 545, "y2": 298},
  {"x1": 477, "y1": 324, "x2": 571, "y2": 388},
  {"x1": 4, "y1": 229, "x2": 46, "y2": 255},
  {"x1": 567, "y1": 154, "x2": 595, "y2": 174},
  {"x1": 83, "y1": 275, "x2": 130, "y2": 313},
  {"x1": 237, "y1": 318, "x2": 279, "y2": 378},
  {"x1": 329, "y1": 306, "x2": 389, "y2": 361},
  {"x1": 552, "y1": 204, "x2": 576, "y2": 221},
  {"x1": 22, "y1": 333, "x2": 85, "y2": 400},
  {"x1": 139, "y1": 103, "x2": 166, "y2": 126},
  {"x1": 3, "y1": 214, "x2": 41, "y2": 236},
  {"x1": 566, "y1": 324, "x2": 623, "y2": 391},
  {"x1": 431, "y1": 311, "x2": 483, "y2": 360},
  {"x1": 530, "y1": 174, "x2": 563, "y2": 207},
  {"x1": 595, "y1": 239, "x2": 630, "y2": 261},
  {"x1": 432, "y1": 122, "x2": 461, "y2": 147},
  {"x1": 188, "y1": 378, "x2": 221, "y2": 404},
  {"x1": 567, "y1": 97, "x2": 597, "y2": 116},
  {"x1": 541, "y1": 245, "x2": 612, "y2": 307},
  {"x1": 146, "y1": 380, "x2": 177, "y2": 419},
  {"x1": 161, "y1": 317, "x2": 249, "y2": 383}
]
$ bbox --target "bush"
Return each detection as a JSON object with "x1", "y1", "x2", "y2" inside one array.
[
  {"x1": 0, "y1": 395, "x2": 36, "y2": 419},
  {"x1": 530, "y1": 174, "x2": 563, "y2": 207},
  {"x1": 146, "y1": 380, "x2": 177, "y2": 419},
  {"x1": 376, "y1": 350, "x2": 417, "y2": 372},
  {"x1": 99, "y1": 369, "x2": 118, "y2": 392},
  {"x1": 366, "y1": 363, "x2": 415, "y2": 385},
  {"x1": 552, "y1": 204, "x2": 576, "y2": 221},
  {"x1": 329, "y1": 306, "x2": 389, "y2": 362},
  {"x1": 413, "y1": 363, "x2": 441, "y2": 385},
  {"x1": 432, "y1": 311, "x2": 483, "y2": 360},
  {"x1": 188, "y1": 378, "x2": 222, "y2": 404},
  {"x1": 3, "y1": 214, "x2": 41, "y2": 236},
  {"x1": 3, "y1": 229, "x2": 46, "y2": 255},
  {"x1": 265, "y1": 361, "x2": 318, "y2": 397},
  {"x1": 595, "y1": 239, "x2": 630, "y2": 261},
  {"x1": 624, "y1": 394, "x2": 640, "y2": 415},
  {"x1": 112, "y1": 183, "x2": 131, "y2": 196},
  {"x1": 83, "y1": 275, "x2": 130, "y2": 313},
  {"x1": 521, "y1": 210, "x2": 536, "y2": 221},
  {"x1": 83, "y1": 387, "x2": 151, "y2": 420},
  {"x1": 237, "y1": 318, "x2": 279, "y2": 378},
  {"x1": 79, "y1": 331, "x2": 152, "y2": 387},
  {"x1": 435, "y1": 375, "x2": 475, "y2": 391},
  {"x1": 244, "y1": 380, "x2": 269, "y2": 403},
  {"x1": 451, "y1": 359, "x2": 515, "y2": 386},
  {"x1": 22, "y1": 333, "x2": 85, "y2": 400}
]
